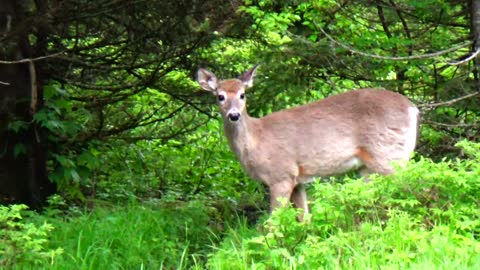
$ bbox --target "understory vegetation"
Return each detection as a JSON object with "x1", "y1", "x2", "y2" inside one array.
[{"x1": 2, "y1": 141, "x2": 479, "y2": 269}]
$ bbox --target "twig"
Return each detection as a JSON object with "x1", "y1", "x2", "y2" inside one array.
[
  {"x1": 417, "y1": 91, "x2": 480, "y2": 109},
  {"x1": 314, "y1": 22, "x2": 472, "y2": 61},
  {"x1": 423, "y1": 120, "x2": 479, "y2": 128},
  {"x1": 28, "y1": 60, "x2": 37, "y2": 114},
  {"x1": 0, "y1": 52, "x2": 63, "y2": 64},
  {"x1": 447, "y1": 49, "x2": 480, "y2": 66},
  {"x1": 0, "y1": 52, "x2": 63, "y2": 86}
]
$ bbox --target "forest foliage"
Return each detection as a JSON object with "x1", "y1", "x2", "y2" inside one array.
[
  {"x1": 1, "y1": 0, "x2": 480, "y2": 269},
  {"x1": 34, "y1": 0, "x2": 479, "y2": 201}
]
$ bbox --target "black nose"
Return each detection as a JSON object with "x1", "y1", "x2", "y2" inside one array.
[{"x1": 228, "y1": 113, "x2": 241, "y2": 121}]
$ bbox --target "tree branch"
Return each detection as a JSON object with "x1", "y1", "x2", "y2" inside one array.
[
  {"x1": 0, "y1": 52, "x2": 63, "y2": 64},
  {"x1": 314, "y1": 22, "x2": 472, "y2": 61},
  {"x1": 447, "y1": 49, "x2": 480, "y2": 65},
  {"x1": 418, "y1": 91, "x2": 480, "y2": 109},
  {"x1": 423, "y1": 120, "x2": 479, "y2": 128}
]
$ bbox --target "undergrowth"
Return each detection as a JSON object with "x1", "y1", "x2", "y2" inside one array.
[
  {"x1": 207, "y1": 140, "x2": 480, "y2": 269},
  {"x1": 2, "y1": 141, "x2": 479, "y2": 269},
  {"x1": 44, "y1": 200, "x2": 219, "y2": 269}
]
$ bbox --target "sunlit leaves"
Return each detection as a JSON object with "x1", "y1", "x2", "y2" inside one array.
[
  {"x1": 0, "y1": 205, "x2": 63, "y2": 268},
  {"x1": 240, "y1": 2, "x2": 300, "y2": 45}
]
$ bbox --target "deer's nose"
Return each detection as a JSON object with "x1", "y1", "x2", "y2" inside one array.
[{"x1": 228, "y1": 112, "x2": 241, "y2": 122}]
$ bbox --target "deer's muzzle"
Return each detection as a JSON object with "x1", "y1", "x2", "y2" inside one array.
[{"x1": 228, "y1": 112, "x2": 241, "y2": 122}]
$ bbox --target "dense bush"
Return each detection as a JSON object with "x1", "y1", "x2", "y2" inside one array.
[
  {"x1": 0, "y1": 204, "x2": 63, "y2": 269},
  {"x1": 207, "y1": 141, "x2": 480, "y2": 269}
]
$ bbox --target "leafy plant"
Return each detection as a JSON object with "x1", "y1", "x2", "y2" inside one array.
[
  {"x1": 0, "y1": 204, "x2": 63, "y2": 268},
  {"x1": 207, "y1": 141, "x2": 480, "y2": 269}
]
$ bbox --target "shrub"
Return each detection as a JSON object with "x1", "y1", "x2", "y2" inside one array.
[
  {"x1": 207, "y1": 140, "x2": 480, "y2": 269},
  {"x1": 0, "y1": 204, "x2": 63, "y2": 268}
]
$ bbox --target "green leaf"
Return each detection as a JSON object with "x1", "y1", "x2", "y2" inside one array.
[
  {"x1": 43, "y1": 85, "x2": 57, "y2": 100},
  {"x1": 14, "y1": 144, "x2": 27, "y2": 157},
  {"x1": 8, "y1": 121, "x2": 29, "y2": 133}
]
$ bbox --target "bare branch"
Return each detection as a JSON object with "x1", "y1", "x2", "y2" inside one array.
[
  {"x1": 314, "y1": 23, "x2": 472, "y2": 61},
  {"x1": 0, "y1": 54, "x2": 60, "y2": 85},
  {"x1": 418, "y1": 91, "x2": 480, "y2": 109},
  {"x1": 0, "y1": 52, "x2": 63, "y2": 64},
  {"x1": 447, "y1": 49, "x2": 480, "y2": 66},
  {"x1": 423, "y1": 120, "x2": 479, "y2": 128},
  {"x1": 28, "y1": 60, "x2": 37, "y2": 114}
]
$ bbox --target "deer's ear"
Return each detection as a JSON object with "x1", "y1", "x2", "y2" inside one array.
[
  {"x1": 239, "y1": 65, "x2": 259, "y2": 88},
  {"x1": 197, "y1": 68, "x2": 218, "y2": 92}
]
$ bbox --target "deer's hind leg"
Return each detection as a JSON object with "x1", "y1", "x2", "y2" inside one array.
[{"x1": 291, "y1": 183, "x2": 308, "y2": 221}]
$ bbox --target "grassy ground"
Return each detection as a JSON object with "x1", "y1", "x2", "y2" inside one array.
[
  {"x1": 3, "y1": 192, "x2": 479, "y2": 269},
  {"x1": 42, "y1": 201, "x2": 216, "y2": 269},
  {"x1": 2, "y1": 142, "x2": 480, "y2": 269}
]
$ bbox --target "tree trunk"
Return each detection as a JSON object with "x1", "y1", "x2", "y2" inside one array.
[
  {"x1": 472, "y1": 0, "x2": 480, "y2": 91},
  {"x1": 0, "y1": 0, "x2": 56, "y2": 208}
]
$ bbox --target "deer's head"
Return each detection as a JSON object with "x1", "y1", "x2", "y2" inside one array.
[{"x1": 197, "y1": 65, "x2": 258, "y2": 122}]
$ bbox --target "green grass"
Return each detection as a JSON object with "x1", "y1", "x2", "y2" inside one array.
[
  {"x1": 206, "y1": 142, "x2": 480, "y2": 269},
  {"x1": 24, "y1": 200, "x2": 220, "y2": 269},
  {"x1": 3, "y1": 141, "x2": 480, "y2": 269}
]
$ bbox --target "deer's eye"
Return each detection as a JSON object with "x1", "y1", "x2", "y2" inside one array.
[
  {"x1": 218, "y1": 94, "x2": 225, "y2": 102},
  {"x1": 240, "y1": 93, "x2": 245, "y2": 100}
]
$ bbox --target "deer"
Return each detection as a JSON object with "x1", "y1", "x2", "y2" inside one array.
[{"x1": 197, "y1": 65, "x2": 419, "y2": 220}]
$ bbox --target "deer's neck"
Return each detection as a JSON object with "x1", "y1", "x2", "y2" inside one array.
[{"x1": 223, "y1": 114, "x2": 258, "y2": 162}]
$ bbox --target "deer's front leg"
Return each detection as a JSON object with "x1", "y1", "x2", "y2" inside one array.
[{"x1": 269, "y1": 181, "x2": 295, "y2": 212}]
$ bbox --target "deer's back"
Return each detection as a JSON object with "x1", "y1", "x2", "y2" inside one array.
[{"x1": 251, "y1": 89, "x2": 418, "y2": 180}]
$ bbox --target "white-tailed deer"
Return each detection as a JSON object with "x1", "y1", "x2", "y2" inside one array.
[{"x1": 197, "y1": 66, "x2": 419, "y2": 219}]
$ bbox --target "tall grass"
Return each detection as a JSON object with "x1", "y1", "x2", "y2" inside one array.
[
  {"x1": 4, "y1": 141, "x2": 480, "y2": 269},
  {"x1": 34, "y1": 200, "x2": 219, "y2": 269},
  {"x1": 207, "y1": 141, "x2": 480, "y2": 269}
]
